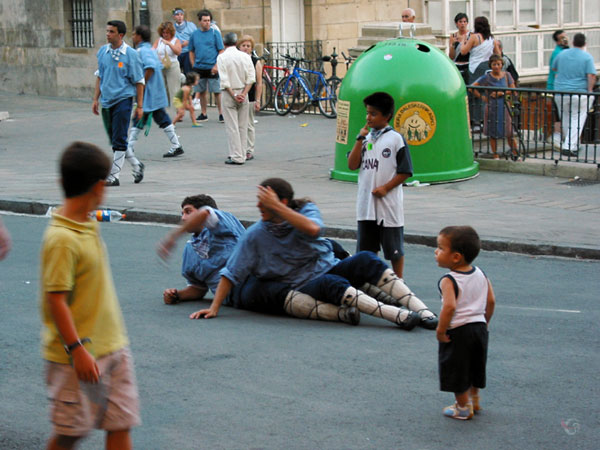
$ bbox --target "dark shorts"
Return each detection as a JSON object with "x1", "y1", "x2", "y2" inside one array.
[
  {"x1": 438, "y1": 322, "x2": 488, "y2": 393},
  {"x1": 134, "y1": 109, "x2": 172, "y2": 130},
  {"x1": 229, "y1": 276, "x2": 289, "y2": 315},
  {"x1": 357, "y1": 221, "x2": 404, "y2": 262}
]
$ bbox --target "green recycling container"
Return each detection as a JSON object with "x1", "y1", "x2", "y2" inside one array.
[{"x1": 331, "y1": 38, "x2": 478, "y2": 183}]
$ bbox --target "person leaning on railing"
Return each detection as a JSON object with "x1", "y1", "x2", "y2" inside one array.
[{"x1": 472, "y1": 54, "x2": 519, "y2": 160}]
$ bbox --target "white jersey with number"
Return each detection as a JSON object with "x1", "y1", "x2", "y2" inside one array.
[{"x1": 356, "y1": 128, "x2": 411, "y2": 227}]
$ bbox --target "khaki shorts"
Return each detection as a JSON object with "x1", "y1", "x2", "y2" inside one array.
[{"x1": 46, "y1": 347, "x2": 140, "y2": 437}]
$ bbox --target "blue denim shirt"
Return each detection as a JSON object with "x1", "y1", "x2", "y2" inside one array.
[
  {"x1": 181, "y1": 207, "x2": 245, "y2": 299},
  {"x1": 221, "y1": 203, "x2": 338, "y2": 288}
]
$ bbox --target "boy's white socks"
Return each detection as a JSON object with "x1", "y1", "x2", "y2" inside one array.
[
  {"x1": 109, "y1": 150, "x2": 126, "y2": 180},
  {"x1": 163, "y1": 124, "x2": 181, "y2": 149},
  {"x1": 340, "y1": 286, "x2": 413, "y2": 325},
  {"x1": 284, "y1": 290, "x2": 355, "y2": 323}
]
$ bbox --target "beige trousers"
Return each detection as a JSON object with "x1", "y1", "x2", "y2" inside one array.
[{"x1": 222, "y1": 90, "x2": 250, "y2": 163}]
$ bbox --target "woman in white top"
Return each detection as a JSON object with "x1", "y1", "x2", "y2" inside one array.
[
  {"x1": 460, "y1": 16, "x2": 500, "y2": 127},
  {"x1": 460, "y1": 16, "x2": 500, "y2": 84},
  {"x1": 153, "y1": 22, "x2": 182, "y2": 111}
]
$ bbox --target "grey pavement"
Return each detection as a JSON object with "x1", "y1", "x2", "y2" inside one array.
[
  {"x1": 1, "y1": 91, "x2": 599, "y2": 258},
  {"x1": 1, "y1": 214, "x2": 599, "y2": 449}
]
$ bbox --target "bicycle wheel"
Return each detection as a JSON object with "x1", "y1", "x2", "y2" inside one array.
[
  {"x1": 317, "y1": 79, "x2": 338, "y2": 118},
  {"x1": 290, "y1": 75, "x2": 310, "y2": 115},
  {"x1": 260, "y1": 74, "x2": 272, "y2": 111},
  {"x1": 274, "y1": 77, "x2": 297, "y2": 116}
]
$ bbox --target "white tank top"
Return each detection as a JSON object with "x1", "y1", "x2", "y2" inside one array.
[
  {"x1": 156, "y1": 37, "x2": 178, "y2": 64},
  {"x1": 439, "y1": 266, "x2": 488, "y2": 329},
  {"x1": 469, "y1": 36, "x2": 494, "y2": 73}
]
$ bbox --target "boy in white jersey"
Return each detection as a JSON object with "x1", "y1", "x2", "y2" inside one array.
[
  {"x1": 348, "y1": 92, "x2": 413, "y2": 279},
  {"x1": 435, "y1": 226, "x2": 495, "y2": 420}
]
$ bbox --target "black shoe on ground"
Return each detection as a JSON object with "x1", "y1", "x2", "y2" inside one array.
[
  {"x1": 339, "y1": 306, "x2": 360, "y2": 326},
  {"x1": 396, "y1": 310, "x2": 420, "y2": 331},
  {"x1": 561, "y1": 149, "x2": 578, "y2": 157},
  {"x1": 246, "y1": 153, "x2": 254, "y2": 161},
  {"x1": 419, "y1": 312, "x2": 439, "y2": 330},
  {"x1": 224, "y1": 159, "x2": 244, "y2": 165},
  {"x1": 219, "y1": 114, "x2": 224, "y2": 123},
  {"x1": 133, "y1": 162, "x2": 145, "y2": 184},
  {"x1": 105, "y1": 178, "x2": 120, "y2": 187},
  {"x1": 196, "y1": 113, "x2": 208, "y2": 122},
  {"x1": 163, "y1": 147, "x2": 184, "y2": 158}
]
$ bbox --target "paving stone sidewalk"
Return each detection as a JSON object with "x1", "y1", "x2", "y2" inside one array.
[{"x1": 0, "y1": 91, "x2": 599, "y2": 258}]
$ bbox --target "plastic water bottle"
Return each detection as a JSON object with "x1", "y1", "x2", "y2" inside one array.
[{"x1": 93, "y1": 210, "x2": 125, "y2": 222}]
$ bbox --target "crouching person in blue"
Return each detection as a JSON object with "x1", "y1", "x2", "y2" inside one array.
[
  {"x1": 92, "y1": 20, "x2": 144, "y2": 187},
  {"x1": 158, "y1": 195, "x2": 359, "y2": 325},
  {"x1": 190, "y1": 178, "x2": 438, "y2": 330}
]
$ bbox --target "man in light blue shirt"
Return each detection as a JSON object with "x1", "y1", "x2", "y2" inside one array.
[
  {"x1": 551, "y1": 33, "x2": 597, "y2": 155},
  {"x1": 172, "y1": 7, "x2": 197, "y2": 75},
  {"x1": 92, "y1": 20, "x2": 144, "y2": 187},
  {"x1": 189, "y1": 10, "x2": 225, "y2": 122}
]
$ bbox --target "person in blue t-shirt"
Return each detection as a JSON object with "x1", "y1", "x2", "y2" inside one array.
[
  {"x1": 92, "y1": 20, "x2": 144, "y2": 187},
  {"x1": 107, "y1": 26, "x2": 187, "y2": 186},
  {"x1": 190, "y1": 178, "x2": 438, "y2": 330},
  {"x1": 158, "y1": 195, "x2": 359, "y2": 325},
  {"x1": 551, "y1": 33, "x2": 597, "y2": 156},
  {"x1": 189, "y1": 10, "x2": 225, "y2": 123},
  {"x1": 172, "y1": 7, "x2": 197, "y2": 75}
]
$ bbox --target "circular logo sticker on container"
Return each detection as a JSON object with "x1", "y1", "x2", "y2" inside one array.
[
  {"x1": 394, "y1": 102, "x2": 437, "y2": 146},
  {"x1": 383, "y1": 54, "x2": 393, "y2": 61}
]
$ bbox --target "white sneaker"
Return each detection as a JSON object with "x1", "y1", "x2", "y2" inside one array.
[{"x1": 192, "y1": 99, "x2": 201, "y2": 111}]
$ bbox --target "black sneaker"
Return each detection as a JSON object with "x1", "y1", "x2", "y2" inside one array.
[
  {"x1": 163, "y1": 147, "x2": 184, "y2": 158},
  {"x1": 219, "y1": 114, "x2": 224, "y2": 123},
  {"x1": 396, "y1": 309, "x2": 420, "y2": 331},
  {"x1": 419, "y1": 312, "x2": 439, "y2": 330},
  {"x1": 133, "y1": 162, "x2": 145, "y2": 184},
  {"x1": 105, "y1": 178, "x2": 120, "y2": 187},
  {"x1": 196, "y1": 113, "x2": 208, "y2": 122}
]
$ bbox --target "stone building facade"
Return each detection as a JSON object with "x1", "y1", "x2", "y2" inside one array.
[{"x1": 0, "y1": 0, "x2": 417, "y2": 98}]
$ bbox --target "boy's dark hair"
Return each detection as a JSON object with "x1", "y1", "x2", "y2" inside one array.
[
  {"x1": 197, "y1": 9, "x2": 212, "y2": 20},
  {"x1": 363, "y1": 92, "x2": 395, "y2": 119},
  {"x1": 473, "y1": 16, "x2": 491, "y2": 40},
  {"x1": 454, "y1": 13, "x2": 468, "y2": 23},
  {"x1": 60, "y1": 142, "x2": 111, "y2": 198},
  {"x1": 440, "y1": 226, "x2": 481, "y2": 264},
  {"x1": 184, "y1": 71, "x2": 199, "y2": 86},
  {"x1": 488, "y1": 54, "x2": 503, "y2": 68},
  {"x1": 107, "y1": 20, "x2": 127, "y2": 35},
  {"x1": 260, "y1": 178, "x2": 311, "y2": 211},
  {"x1": 552, "y1": 29, "x2": 564, "y2": 42},
  {"x1": 573, "y1": 33, "x2": 585, "y2": 48},
  {"x1": 134, "y1": 25, "x2": 151, "y2": 42},
  {"x1": 181, "y1": 194, "x2": 218, "y2": 210}
]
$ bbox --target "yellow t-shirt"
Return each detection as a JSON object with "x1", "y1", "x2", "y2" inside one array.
[{"x1": 40, "y1": 213, "x2": 128, "y2": 364}]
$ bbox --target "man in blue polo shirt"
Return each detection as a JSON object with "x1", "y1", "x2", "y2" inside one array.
[
  {"x1": 172, "y1": 7, "x2": 197, "y2": 76},
  {"x1": 92, "y1": 20, "x2": 144, "y2": 187},
  {"x1": 129, "y1": 26, "x2": 185, "y2": 166},
  {"x1": 189, "y1": 9, "x2": 225, "y2": 123},
  {"x1": 552, "y1": 33, "x2": 597, "y2": 157}
]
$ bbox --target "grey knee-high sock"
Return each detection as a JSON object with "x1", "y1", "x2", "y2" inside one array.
[
  {"x1": 163, "y1": 124, "x2": 181, "y2": 150},
  {"x1": 110, "y1": 150, "x2": 126, "y2": 180},
  {"x1": 284, "y1": 290, "x2": 359, "y2": 325},
  {"x1": 340, "y1": 287, "x2": 414, "y2": 326},
  {"x1": 126, "y1": 127, "x2": 141, "y2": 168},
  {"x1": 375, "y1": 269, "x2": 434, "y2": 318}
]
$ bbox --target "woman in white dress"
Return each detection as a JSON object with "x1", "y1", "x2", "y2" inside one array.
[{"x1": 153, "y1": 22, "x2": 182, "y2": 114}]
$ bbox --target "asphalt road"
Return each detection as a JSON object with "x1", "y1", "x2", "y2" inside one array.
[{"x1": 0, "y1": 213, "x2": 598, "y2": 449}]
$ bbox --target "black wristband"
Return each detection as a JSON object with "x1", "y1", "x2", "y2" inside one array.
[
  {"x1": 64, "y1": 337, "x2": 91, "y2": 354},
  {"x1": 356, "y1": 135, "x2": 366, "y2": 141}
]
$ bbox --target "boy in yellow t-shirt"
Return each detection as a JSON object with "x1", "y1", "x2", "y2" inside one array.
[{"x1": 40, "y1": 142, "x2": 140, "y2": 449}]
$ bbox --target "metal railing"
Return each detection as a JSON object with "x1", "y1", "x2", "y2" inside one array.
[{"x1": 467, "y1": 84, "x2": 600, "y2": 165}]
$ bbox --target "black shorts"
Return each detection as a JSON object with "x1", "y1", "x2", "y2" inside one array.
[
  {"x1": 193, "y1": 69, "x2": 219, "y2": 79},
  {"x1": 438, "y1": 322, "x2": 488, "y2": 393},
  {"x1": 356, "y1": 221, "x2": 404, "y2": 262}
]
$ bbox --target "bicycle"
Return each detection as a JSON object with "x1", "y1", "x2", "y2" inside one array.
[
  {"x1": 274, "y1": 54, "x2": 338, "y2": 118},
  {"x1": 256, "y1": 49, "x2": 290, "y2": 111}
]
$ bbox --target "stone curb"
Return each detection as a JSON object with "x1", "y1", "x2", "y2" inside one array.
[
  {"x1": 2, "y1": 199, "x2": 598, "y2": 261},
  {"x1": 476, "y1": 157, "x2": 600, "y2": 181}
]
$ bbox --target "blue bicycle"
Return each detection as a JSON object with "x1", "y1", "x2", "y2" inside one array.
[{"x1": 274, "y1": 54, "x2": 338, "y2": 118}]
